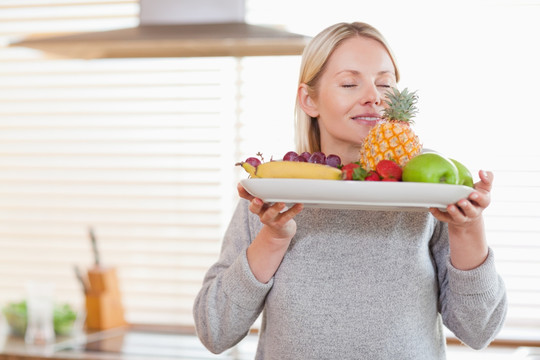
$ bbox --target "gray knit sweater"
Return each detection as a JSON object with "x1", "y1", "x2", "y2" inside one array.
[{"x1": 193, "y1": 200, "x2": 507, "y2": 359}]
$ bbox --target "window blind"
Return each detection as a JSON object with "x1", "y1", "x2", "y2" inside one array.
[
  {"x1": 0, "y1": 0, "x2": 138, "y2": 38},
  {"x1": 0, "y1": 54, "x2": 242, "y2": 325},
  {"x1": 0, "y1": 0, "x2": 242, "y2": 326}
]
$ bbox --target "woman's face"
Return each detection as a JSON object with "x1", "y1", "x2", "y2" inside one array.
[{"x1": 308, "y1": 36, "x2": 397, "y2": 156}]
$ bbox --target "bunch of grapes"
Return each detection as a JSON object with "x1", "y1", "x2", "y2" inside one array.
[
  {"x1": 243, "y1": 151, "x2": 342, "y2": 169},
  {"x1": 282, "y1": 151, "x2": 341, "y2": 168}
]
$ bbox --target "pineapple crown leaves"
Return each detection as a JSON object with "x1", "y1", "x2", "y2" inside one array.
[{"x1": 382, "y1": 87, "x2": 419, "y2": 124}]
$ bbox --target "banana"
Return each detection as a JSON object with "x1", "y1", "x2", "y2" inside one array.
[
  {"x1": 238, "y1": 162, "x2": 258, "y2": 177},
  {"x1": 237, "y1": 161, "x2": 342, "y2": 180}
]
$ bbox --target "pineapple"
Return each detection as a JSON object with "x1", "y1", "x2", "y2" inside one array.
[{"x1": 359, "y1": 87, "x2": 422, "y2": 171}]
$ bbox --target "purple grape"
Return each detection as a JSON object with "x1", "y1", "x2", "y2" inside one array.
[
  {"x1": 308, "y1": 152, "x2": 326, "y2": 164},
  {"x1": 300, "y1": 152, "x2": 311, "y2": 161},
  {"x1": 283, "y1": 151, "x2": 298, "y2": 161},
  {"x1": 326, "y1": 154, "x2": 341, "y2": 168},
  {"x1": 245, "y1": 157, "x2": 261, "y2": 167},
  {"x1": 295, "y1": 155, "x2": 307, "y2": 162}
]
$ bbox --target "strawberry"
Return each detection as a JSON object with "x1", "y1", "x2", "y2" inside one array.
[
  {"x1": 342, "y1": 163, "x2": 359, "y2": 180},
  {"x1": 341, "y1": 162, "x2": 367, "y2": 180},
  {"x1": 375, "y1": 160, "x2": 402, "y2": 181},
  {"x1": 365, "y1": 170, "x2": 381, "y2": 181}
]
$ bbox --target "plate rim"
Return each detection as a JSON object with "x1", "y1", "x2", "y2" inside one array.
[{"x1": 240, "y1": 178, "x2": 474, "y2": 211}]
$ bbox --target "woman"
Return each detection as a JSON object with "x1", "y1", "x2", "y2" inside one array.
[{"x1": 193, "y1": 22, "x2": 507, "y2": 359}]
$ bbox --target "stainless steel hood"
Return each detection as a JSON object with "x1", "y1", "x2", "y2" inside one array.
[{"x1": 8, "y1": 0, "x2": 309, "y2": 59}]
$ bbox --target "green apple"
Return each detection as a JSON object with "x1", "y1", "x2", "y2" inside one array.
[
  {"x1": 402, "y1": 153, "x2": 459, "y2": 185},
  {"x1": 450, "y1": 158, "x2": 474, "y2": 187}
]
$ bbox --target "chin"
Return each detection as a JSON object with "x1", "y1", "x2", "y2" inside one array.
[{"x1": 356, "y1": 127, "x2": 373, "y2": 142}]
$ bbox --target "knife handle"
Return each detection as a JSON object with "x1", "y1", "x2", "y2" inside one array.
[{"x1": 89, "y1": 227, "x2": 100, "y2": 266}]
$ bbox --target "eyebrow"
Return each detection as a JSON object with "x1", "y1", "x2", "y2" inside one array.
[{"x1": 336, "y1": 69, "x2": 395, "y2": 77}]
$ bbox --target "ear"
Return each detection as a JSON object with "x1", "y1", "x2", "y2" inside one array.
[{"x1": 298, "y1": 84, "x2": 319, "y2": 118}]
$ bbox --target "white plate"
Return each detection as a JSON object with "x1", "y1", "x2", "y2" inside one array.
[{"x1": 240, "y1": 178, "x2": 475, "y2": 211}]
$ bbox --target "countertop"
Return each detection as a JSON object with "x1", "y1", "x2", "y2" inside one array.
[
  {"x1": 2, "y1": 323, "x2": 534, "y2": 360},
  {"x1": 0, "y1": 324, "x2": 258, "y2": 360}
]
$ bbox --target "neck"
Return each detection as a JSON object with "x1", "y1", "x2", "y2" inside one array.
[{"x1": 321, "y1": 144, "x2": 362, "y2": 166}]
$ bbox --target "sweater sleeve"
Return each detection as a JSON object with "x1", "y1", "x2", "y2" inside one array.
[
  {"x1": 193, "y1": 200, "x2": 272, "y2": 354},
  {"x1": 430, "y1": 219, "x2": 508, "y2": 350}
]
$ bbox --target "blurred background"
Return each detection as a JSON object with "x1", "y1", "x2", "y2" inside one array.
[{"x1": 0, "y1": 0, "x2": 539, "y2": 358}]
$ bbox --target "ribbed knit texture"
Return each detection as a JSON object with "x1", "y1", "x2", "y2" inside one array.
[{"x1": 194, "y1": 200, "x2": 507, "y2": 359}]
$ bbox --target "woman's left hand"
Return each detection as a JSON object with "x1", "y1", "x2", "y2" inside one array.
[
  {"x1": 430, "y1": 170, "x2": 493, "y2": 227},
  {"x1": 430, "y1": 170, "x2": 493, "y2": 270}
]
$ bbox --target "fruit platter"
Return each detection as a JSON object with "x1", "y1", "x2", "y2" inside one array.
[
  {"x1": 237, "y1": 149, "x2": 475, "y2": 211},
  {"x1": 236, "y1": 88, "x2": 476, "y2": 211}
]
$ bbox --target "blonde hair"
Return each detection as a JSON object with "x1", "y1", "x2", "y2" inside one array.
[{"x1": 294, "y1": 22, "x2": 400, "y2": 153}]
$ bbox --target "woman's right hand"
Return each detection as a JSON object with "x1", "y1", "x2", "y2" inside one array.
[
  {"x1": 238, "y1": 183, "x2": 304, "y2": 283},
  {"x1": 238, "y1": 183, "x2": 303, "y2": 241}
]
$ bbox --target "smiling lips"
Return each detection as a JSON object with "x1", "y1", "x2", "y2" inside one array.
[{"x1": 352, "y1": 115, "x2": 382, "y2": 126}]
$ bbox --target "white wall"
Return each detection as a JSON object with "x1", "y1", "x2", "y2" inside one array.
[{"x1": 247, "y1": 0, "x2": 540, "y2": 171}]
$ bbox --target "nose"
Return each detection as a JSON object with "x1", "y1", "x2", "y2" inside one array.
[{"x1": 359, "y1": 83, "x2": 381, "y2": 106}]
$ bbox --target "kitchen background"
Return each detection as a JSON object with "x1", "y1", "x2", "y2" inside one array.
[{"x1": 0, "y1": 0, "x2": 539, "y2": 357}]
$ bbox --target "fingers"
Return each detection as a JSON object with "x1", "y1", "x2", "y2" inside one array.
[
  {"x1": 281, "y1": 203, "x2": 304, "y2": 223},
  {"x1": 257, "y1": 201, "x2": 303, "y2": 222},
  {"x1": 248, "y1": 197, "x2": 303, "y2": 227},
  {"x1": 430, "y1": 203, "x2": 473, "y2": 224},
  {"x1": 437, "y1": 170, "x2": 493, "y2": 221},
  {"x1": 260, "y1": 202, "x2": 287, "y2": 224},
  {"x1": 465, "y1": 170, "x2": 493, "y2": 210},
  {"x1": 429, "y1": 207, "x2": 450, "y2": 222},
  {"x1": 468, "y1": 190, "x2": 491, "y2": 209},
  {"x1": 454, "y1": 198, "x2": 480, "y2": 218},
  {"x1": 474, "y1": 170, "x2": 494, "y2": 193},
  {"x1": 246, "y1": 196, "x2": 262, "y2": 212},
  {"x1": 239, "y1": 180, "x2": 292, "y2": 219},
  {"x1": 430, "y1": 195, "x2": 485, "y2": 225},
  {"x1": 262, "y1": 203, "x2": 303, "y2": 226},
  {"x1": 237, "y1": 182, "x2": 255, "y2": 201}
]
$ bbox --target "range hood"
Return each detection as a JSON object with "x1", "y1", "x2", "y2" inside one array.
[{"x1": 9, "y1": 0, "x2": 310, "y2": 59}]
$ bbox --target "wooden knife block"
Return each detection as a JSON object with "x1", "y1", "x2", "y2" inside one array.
[{"x1": 85, "y1": 266, "x2": 126, "y2": 330}]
